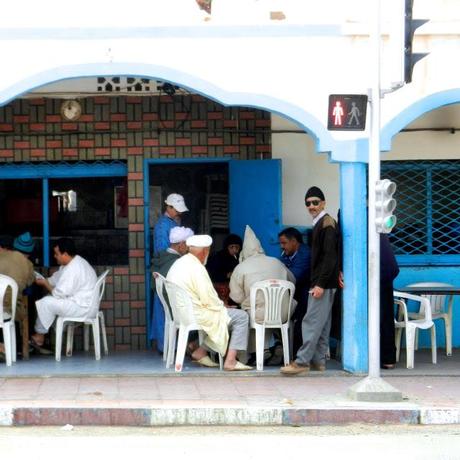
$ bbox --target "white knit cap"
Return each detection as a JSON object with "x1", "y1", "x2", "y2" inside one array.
[
  {"x1": 165, "y1": 193, "x2": 188, "y2": 213},
  {"x1": 186, "y1": 234, "x2": 213, "y2": 248},
  {"x1": 169, "y1": 226, "x2": 194, "y2": 244}
]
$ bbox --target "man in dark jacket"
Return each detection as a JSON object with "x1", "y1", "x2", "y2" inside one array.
[
  {"x1": 151, "y1": 226, "x2": 194, "y2": 352},
  {"x1": 281, "y1": 186, "x2": 339, "y2": 375}
]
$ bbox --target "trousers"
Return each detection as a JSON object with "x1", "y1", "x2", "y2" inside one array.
[{"x1": 295, "y1": 289, "x2": 336, "y2": 366}]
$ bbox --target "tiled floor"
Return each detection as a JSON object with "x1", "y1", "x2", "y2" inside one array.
[{"x1": 0, "y1": 348, "x2": 458, "y2": 377}]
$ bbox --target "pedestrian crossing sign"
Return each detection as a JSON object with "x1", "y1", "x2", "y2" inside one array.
[{"x1": 327, "y1": 94, "x2": 368, "y2": 131}]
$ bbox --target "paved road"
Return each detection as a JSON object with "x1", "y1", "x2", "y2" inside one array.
[{"x1": 1, "y1": 425, "x2": 460, "y2": 459}]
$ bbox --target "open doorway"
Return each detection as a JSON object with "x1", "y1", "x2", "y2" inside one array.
[{"x1": 149, "y1": 161, "x2": 230, "y2": 252}]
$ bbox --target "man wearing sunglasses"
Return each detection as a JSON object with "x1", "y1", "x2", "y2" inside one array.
[{"x1": 281, "y1": 186, "x2": 339, "y2": 375}]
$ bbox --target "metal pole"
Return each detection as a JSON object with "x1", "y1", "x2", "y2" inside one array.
[
  {"x1": 367, "y1": 0, "x2": 381, "y2": 379},
  {"x1": 348, "y1": 0, "x2": 402, "y2": 401}
]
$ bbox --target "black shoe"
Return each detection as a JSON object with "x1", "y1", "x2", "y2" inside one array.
[{"x1": 29, "y1": 338, "x2": 53, "y2": 355}]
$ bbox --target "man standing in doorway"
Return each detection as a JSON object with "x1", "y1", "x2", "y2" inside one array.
[
  {"x1": 151, "y1": 193, "x2": 189, "y2": 349},
  {"x1": 280, "y1": 186, "x2": 339, "y2": 375},
  {"x1": 153, "y1": 193, "x2": 189, "y2": 255}
]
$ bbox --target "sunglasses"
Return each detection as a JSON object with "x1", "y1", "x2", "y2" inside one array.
[{"x1": 305, "y1": 199, "x2": 321, "y2": 207}]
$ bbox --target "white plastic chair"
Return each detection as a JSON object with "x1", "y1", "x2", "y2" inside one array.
[
  {"x1": 153, "y1": 272, "x2": 175, "y2": 367},
  {"x1": 163, "y1": 277, "x2": 223, "y2": 372},
  {"x1": 0, "y1": 274, "x2": 18, "y2": 366},
  {"x1": 55, "y1": 269, "x2": 110, "y2": 361},
  {"x1": 249, "y1": 279, "x2": 295, "y2": 371},
  {"x1": 393, "y1": 290, "x2": 437, "y2": 369},
  {"x1": 406, "y1": 282, "x2": 454, "y2": 356}
]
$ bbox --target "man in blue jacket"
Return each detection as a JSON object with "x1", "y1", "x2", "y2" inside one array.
[{"x1": 278, "y1": 227, "x2": 311, "y2": 355}]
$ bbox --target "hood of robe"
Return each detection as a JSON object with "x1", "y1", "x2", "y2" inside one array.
[{"x1": 239, "y1": 225, "x2": 265, "y2": 262}]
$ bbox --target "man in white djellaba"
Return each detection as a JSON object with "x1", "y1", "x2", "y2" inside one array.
[{"x1": 30, "y1": 238, "x2": 97, "y2": 351}]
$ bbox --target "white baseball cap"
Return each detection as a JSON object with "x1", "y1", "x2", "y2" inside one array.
[{"x1": 165, "y1": 193, "x2": 188, "y2": 213}]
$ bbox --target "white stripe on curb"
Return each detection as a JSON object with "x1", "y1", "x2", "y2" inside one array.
[
  {"x1": 0, "y1": 407, "x2": 13, "y2": 426},
  {"x1": 420, "y1": 408, "x2": 460, "y2": 425},
  {"x1": 150, "y1": 407, "x2": 283, "y2": 426}
]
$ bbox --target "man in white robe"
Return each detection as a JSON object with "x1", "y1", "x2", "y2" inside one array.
[
  {"x1": 167, "y1": 234, "x2": 252, "y2": 371},
  {"x1": 30, "y1": 238, "x2": 97, "y2": 350}
]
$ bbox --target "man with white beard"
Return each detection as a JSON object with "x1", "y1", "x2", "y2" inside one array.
[{"x1": 167, "y1": 234, "x2": 252, "y2": 371}]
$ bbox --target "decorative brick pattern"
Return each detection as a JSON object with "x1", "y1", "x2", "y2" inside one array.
[{"x1": 0, "y1": 95, "x2": 272, "y2": 350}]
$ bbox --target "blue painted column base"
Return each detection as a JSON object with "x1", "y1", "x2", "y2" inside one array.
[{"x1": 340, "y1": 161, "x2": 368, "y2": 373}]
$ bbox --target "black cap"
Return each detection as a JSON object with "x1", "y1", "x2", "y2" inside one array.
[{"x1": 305, "y1": 186, "x2": 325, "y2": 201}]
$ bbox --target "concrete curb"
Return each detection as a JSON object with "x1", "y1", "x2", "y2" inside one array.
[{"x1": 4, "y1": 404, "x2": 460, "y2": 427}]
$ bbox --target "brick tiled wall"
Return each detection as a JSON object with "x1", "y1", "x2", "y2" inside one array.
[{"x1": 0, "y1": 95, "x2": 271, "y2": 350}]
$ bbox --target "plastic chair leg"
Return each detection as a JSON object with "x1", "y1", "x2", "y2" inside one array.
[
  {"x1": 395, "y1": 328, "x2": 402, "y2": 363},
  {"x1": 66, "y1": 324, "x2": 74, "y2": 357},
  {"x1": 414, "y1": 329, "x2": 419, "y2": 351},
  {"x1": 217, "y1": 353, "x2": 223, "y2": 370},
  {"x1": 405, "y1": 326, "x2": 416, "y2": 369},
  {"x1": 166, "y1": 324, "x2": 177, "y2": 369},
  {"x1": 92, "y1": 321, "x2": 101, "y2": 360},
  {"x1": 3, "y1": 324, "x2": 12, "y2": 366},
  {"x1": 99, "y1": 313, "x2": 108, "y2": 356},
  {"x1": 83, "y1": 324, "x2": 90, "y2": 351},
  {"x1": 445, "y1": 318, "x2": 452, "y2": 356},
  {"x1": 163, "y1": 321, "x2": 177, "y2": 369},
  {"x1": 163, "y1": 318, "x2": 170, "y2": 362},
  {"x1": 430, "y1": 326, "x2": 437, "y2": 364},
  {"x1": 254, "y1": 325, "x2": 265, "y2": 371},
  {"x1": 175, "y1": 328, "x2": 190, "y2": 372},
  {"x1": 11, "y1": 323, "x2": 17, "y2": 363},
  {"x1": 280, "y1": 324, "x2": 290, "y2": 366},
  {"x1": 55, "y1": 319, "x2": 64, "y2": 362}
]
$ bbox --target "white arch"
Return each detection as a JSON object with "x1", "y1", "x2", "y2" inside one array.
[{"x1": 0, "y1": 61, "x2": 350, "y2": 159}]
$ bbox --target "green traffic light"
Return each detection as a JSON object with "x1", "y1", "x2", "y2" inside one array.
[{"x1": 384, "y1": 215, "x2": 397, "y2": 229}]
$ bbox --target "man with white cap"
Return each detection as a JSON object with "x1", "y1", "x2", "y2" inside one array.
[
  {"x1": 167, "y1": 234, "x2": 252, "y2": 371},
  {"x1": 153, "y1": 193, "x2": 189, "y2": 256},
  {"x1": 150, "y1": 226, "x2": 194, "y2": 352}
]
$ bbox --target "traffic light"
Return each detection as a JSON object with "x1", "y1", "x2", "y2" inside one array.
[
  {"x1": 327, "y1": 94, "x2": 368, "y2": 131},
  {"x1": 375, "y1": 179, "x2": 397, "y2": 234},
  {"x1": 404, "y1": 0, "x2": 428, "y2": 83}
]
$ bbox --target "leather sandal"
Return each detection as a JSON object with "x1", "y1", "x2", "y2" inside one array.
[{"x1": 29, "y1": 337, "x2": 53, "y2": 355}]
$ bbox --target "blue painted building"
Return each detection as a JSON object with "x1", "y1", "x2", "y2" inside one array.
[{"x1": 0, "y1": 1, "x2": 459, "y2": 372}]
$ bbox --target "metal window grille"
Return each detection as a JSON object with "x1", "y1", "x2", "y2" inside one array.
[{"x1": 381, "y1": 160, "x2": 460, "y2": 261}]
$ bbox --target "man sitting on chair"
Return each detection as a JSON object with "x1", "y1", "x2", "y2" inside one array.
[
  {"x1": 30, "y1": 238, "x2": 97, "y2": 353},
  {"x1": 151, "y1": 226, "x2": 194, "y2": 353},
  {"x1": 167, "y1": 234, "x2": 252, "y2": 371},
  {"x1": 0, "y1": 233, "x2": 35, "y2": 357}
]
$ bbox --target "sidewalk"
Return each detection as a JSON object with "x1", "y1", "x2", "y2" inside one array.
[{"x1": 0, "y1": 350, "x2": 459, "y2": 427}]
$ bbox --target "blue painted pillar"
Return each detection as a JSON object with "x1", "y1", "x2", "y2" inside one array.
[{"x1": 340, "y1": 161, "x2": 368, "y2": 373}]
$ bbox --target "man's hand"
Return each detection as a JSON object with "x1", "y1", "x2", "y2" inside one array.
[
  {"x1": 35, "y1": 277, "x2": 53, "y2": 293},
  {"x1": 309, "y1": 286, "x2": 324, "y2": 299},
  {"x1": 338, "y1": 271, "x2": 345, "y2": 289}
]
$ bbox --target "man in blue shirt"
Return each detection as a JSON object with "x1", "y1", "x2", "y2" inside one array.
[
  {"x1": 151, "y1": 193, "x2": 189, "y2": 350},
  {"x1": 278, "y1": 227, "x2": 311, "y2": 355},
  {"x1": 153, "y1": 193, "x2": 189, "y2": 255}
]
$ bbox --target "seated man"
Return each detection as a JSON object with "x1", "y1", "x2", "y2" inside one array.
[
  {"x1": 230, "y1": 225, "x2": 296, "y2": 322},
  {"x1": 31, "y1": 238, "x2": 97, "y2": 351},
  {"x1": 167, "y1": 234, "x2": 252, "y2": 371},
  {"x1": 153, "y1": 226, "x2": 194, "y2": 278},
  {"x1": 278, "y1": 227, "x2": 311, "y2": 355},
  {"x1": 229, "y1": 226, "x2": 296, "y2": 364},
  {"x1": 206, "y1": 233, "x2": 242, "y2": 283},
  {"x1": 0, "y1": 233, "x2": 35, "y2": 356},
  {"x1": 151, "y1": 226, "x2": 194, "y2": 353}
]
